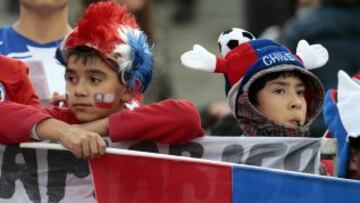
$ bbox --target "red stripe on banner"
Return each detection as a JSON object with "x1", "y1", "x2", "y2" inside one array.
[{"x1": 90, "y1": 154, "x2": 232, "y2": 203}]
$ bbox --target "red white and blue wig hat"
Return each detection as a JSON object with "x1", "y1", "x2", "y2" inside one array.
[
  {"x1": 323, "y1": 70, "x2": 360, "y2": 178},
  {"x1": 56, "y1": 1, "x2": 153, "y2": 93},
  {"x1": 181, "y1": 37, "x2": 328, "y2": 121}
]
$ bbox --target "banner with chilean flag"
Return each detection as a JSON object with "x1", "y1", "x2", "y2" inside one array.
[
  {"x1": 89, "y1": 148, "x2": 360, "y2": 203},
  {"x1": 0, "y1": 137, "x2": 326, "y2": 202}
]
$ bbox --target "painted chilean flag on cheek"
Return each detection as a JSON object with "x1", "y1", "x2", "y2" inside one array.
[{"x1": 94, "y1": 93, "x2": 115, "y2": 109}]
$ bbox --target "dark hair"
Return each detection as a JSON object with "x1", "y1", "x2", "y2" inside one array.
[
  {"x1": 67, "y1": 46, "x2": 126, "y2": 83},
  {"x1": 67, "y1": 46, "x2": 117, "y2": 69},
  {"x1": 248, "y1": 71, "x2": 308, "y2": 105},
  {"x1": 349, "y1": 136, "x2": 360, "y2": 150}
]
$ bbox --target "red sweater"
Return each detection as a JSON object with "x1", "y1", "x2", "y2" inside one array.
[
  {"x1": 0, "y1": 99, "x2": 205, "y2": 145},
  {"x1": 0, "y1": 55, "x2": 40, "y2": 106}
]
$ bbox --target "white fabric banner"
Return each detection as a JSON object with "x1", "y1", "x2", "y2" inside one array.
[{"x1": 0, "y1": 136, "x2": 321, "y2": 203}]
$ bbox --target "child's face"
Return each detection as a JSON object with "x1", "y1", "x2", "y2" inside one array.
[
  {"x1": 65, "y1": 55, "x2": 129, "y2": 122},
  {"x1": 255, "y1": 75, "x2": 307, "y2": 128}
]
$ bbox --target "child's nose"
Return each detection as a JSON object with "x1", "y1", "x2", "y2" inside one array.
[
  {"x1": 290, "y1": 102, "x2": 301, "y2": 110},
  {"x1": 289, "y1": 93, "x2": 302, "y2": 110},
  {"x1": 74, "y1": 83, "x2": 88, "y2": 97}
]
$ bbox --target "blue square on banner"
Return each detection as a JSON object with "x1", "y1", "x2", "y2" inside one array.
[{"x1": 232, "y1": 165, "x2": 360, "y2": 203}]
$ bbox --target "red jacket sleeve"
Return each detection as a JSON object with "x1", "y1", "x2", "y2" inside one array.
[
  {"x1": 0, "y1": 101, "x2": 79, "y2": 144},
  {"x1": 41, "y1": 107, "x2": 80, "y2": 125},
  {"x1": 0, "y1": 55, "x2": 40, "y2": 106},
  {"x1": 109, "y1": 99, "x2": 205, "y2": 144},
  {"x1": 0, "y1": 101, "x2": 50, "y2": 144}
]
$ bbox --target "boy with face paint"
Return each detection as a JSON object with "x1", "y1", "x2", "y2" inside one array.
[
  {"x1": 0, "y1": 54, "x2": 110, "y2": 159},
  {"x1": 181, "y1": 33, "x2": 328, "y2": 137},
  {"x1": 0, "y1": 2, "x2": 204, "y2": 159}
]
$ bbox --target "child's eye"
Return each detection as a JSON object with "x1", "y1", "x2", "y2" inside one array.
[
  {"x1": 65, "y1": 74, "x2": 77, "y2": 84},
  {"x1": 297, "y1": 89, "x2": 306, "y2": 96},
  {"x1": 273, "y1": 89, "x2": 285, "y2": 94},
  {"x1": 90, "y1": 77, "x2": 102, "y2": 84}
]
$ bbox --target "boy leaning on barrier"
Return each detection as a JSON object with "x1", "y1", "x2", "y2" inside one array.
[{"x1": 0, "y1": 2, "x2": 204, "y2": 159}]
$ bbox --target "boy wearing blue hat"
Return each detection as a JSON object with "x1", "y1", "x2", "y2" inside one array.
[
  {"x1": 0, "y1": 2, "x2": 204, "y2": 159},
  {"x1": 181, "y1": 30, "x2": 328, "y2": 137}
]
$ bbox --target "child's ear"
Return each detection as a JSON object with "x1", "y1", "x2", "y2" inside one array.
[{"x1": 121, "y1": 79, "x2": 142, "y2": 103}]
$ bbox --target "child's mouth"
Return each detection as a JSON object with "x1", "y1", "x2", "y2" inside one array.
[
  {"x1": 72, "y1": 103, "x2": 92, "y2": 110},
  {"x1": 289, "y1": 119, "x2": 301, "y2": 128}
]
